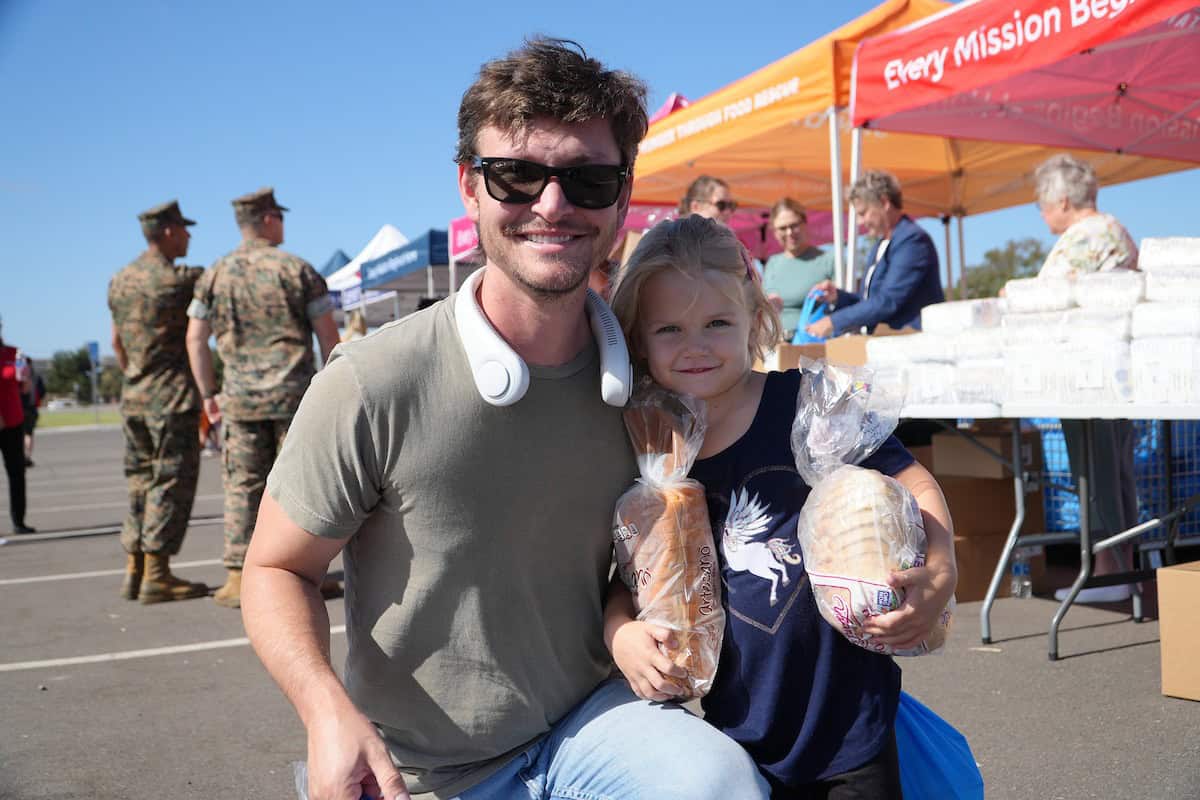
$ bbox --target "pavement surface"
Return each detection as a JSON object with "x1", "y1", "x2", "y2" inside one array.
[{"x1": 2, "y1": 427, "x2": 1198, "y2": 799}]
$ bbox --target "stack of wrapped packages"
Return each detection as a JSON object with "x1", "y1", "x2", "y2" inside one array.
[
  {"x1": 860, "y1": 237, "x2": 1200, "y2": 409},
  {"x1": 611, "y1": 381, "x2": 724, "y2": 698},
  {"x1": 862, "y1": 298, "x2": 1004, "y2": 406},
  {"x1": 1001, "y1": 269, "x2": 1140, "y2": 405},
  {"x1": 791, "y1": 360, "x2": 953, "y2": 655},
  {"x1": 1131, "y1": 238, "x2": 1200, "y2": 404}
]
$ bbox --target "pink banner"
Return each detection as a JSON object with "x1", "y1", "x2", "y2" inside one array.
[{"x1": 449, "y1": 215, "x2": 478, "y2": 260}]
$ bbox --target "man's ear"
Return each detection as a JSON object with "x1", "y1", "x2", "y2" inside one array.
[{"x1": 458, "y1": 163, "x2": 480, "y2": 222}]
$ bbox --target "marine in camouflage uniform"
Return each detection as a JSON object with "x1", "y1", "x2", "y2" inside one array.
[
  {"x1": 186, "y1": 187, "x2": 338, "y2": 607},
  {"x1": 108, "y1": 200, "x2": 208, "y2": 604}
]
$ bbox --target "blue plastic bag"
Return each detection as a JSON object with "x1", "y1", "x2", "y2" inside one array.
[
  {"x1": 894, "y1": 692, "x2": 984, "y2": 800},
  {"x1": 791, "y1": 290, "x2": 828, "y2": 344}
]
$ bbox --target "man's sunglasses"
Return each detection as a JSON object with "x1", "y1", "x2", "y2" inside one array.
[
  {"x1": 711, "y1": 199, "x2": 738, "y2": 213},
  {"x1": 471, "y1": 157, "x2": 630, "y2": 210}
]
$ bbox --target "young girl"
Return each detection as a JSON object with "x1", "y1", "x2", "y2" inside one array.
[{"x1": 604, "y1": 215, "x2": 957, "y2": 799}]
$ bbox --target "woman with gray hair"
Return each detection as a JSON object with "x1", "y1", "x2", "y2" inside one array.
[
  {"x1": 1034, "y1": 153, "x2": 1139, "y2": 604},
  {"x1": 1035, "y1": 153, "x2": 1137, "y2": 278}
]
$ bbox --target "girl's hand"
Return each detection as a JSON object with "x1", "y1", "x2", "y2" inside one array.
[
  {"x1": 862, "y1": 561, "x2": 956, "y2": 651},
  {"x1": 610, "y1": 620, "x2": 689, "y2": 702}
]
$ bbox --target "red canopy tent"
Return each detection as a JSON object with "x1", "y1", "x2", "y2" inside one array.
[{"x1": 851, "y1": 0, "x2": 1200, "y2": 161}]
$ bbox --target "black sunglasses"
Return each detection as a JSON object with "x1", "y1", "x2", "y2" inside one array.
[
  {"x1": 472, "y1": 157, "x2": 630, "y2": 210},
  {"x1": 711, "y1": 199, "x2": 738, "y2": 213}
]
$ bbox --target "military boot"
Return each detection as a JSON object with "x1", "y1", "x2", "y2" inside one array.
[
  {"x1": 120, "y1": 552, "x2": 144, "y2": 601},
  {"x1": 138, "y1": 553, "x2": 208, "y2": 605},
  {"x1": 213, "y1": 568, "x2": 242, "y2": 609}
]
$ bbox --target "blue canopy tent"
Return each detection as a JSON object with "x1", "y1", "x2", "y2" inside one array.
[
  {"x1": 360, "y1": 229, "x2": 450, "y2": 314},
  {"x1": 319, "y1": 249, "x2": 351, "y2": 277}
]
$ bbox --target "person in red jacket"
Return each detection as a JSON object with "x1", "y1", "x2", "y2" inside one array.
[{"x1": 0, "y1": 314, "x2": 35, "y2": 534}]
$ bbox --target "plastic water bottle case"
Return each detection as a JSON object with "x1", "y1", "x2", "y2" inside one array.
[{"x1": 1010, "y1": 547, "x2": 1033, "y2": 599}]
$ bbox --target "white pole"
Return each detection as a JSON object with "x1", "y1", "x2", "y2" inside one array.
[
  {"x1": 828, "y1": 107, "x2": 846, "y2": 290},
  {"x1": 846, "y1": 126, "x2": 863, "y2": 293},
  {"x1": 957, "y1": 216, "x2": 968, "y2": 300},
  {"x1": 449, "y1": 250, "x2": 458, "y2": 294}
]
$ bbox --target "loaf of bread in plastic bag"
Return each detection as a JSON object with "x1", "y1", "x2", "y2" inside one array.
[
  {"x1": 612, "y1": 385, "x2": 723, "y2": 698},
  {"x1": 798, "y1": 464, "x2": 951, "y2": 656}
]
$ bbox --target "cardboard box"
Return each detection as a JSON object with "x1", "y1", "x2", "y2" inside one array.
[
  {"x1": 932, "y1": 427, "x2": 1042, "y2": 480},
  {"x1": 938, "y1": 475, "x2": 1045, "y2": 539},
  {"x1": 758, "y1": 343, "x2": 825, "y2": 372},
  {"x1": 953, "y1": 535, "x2": 1047, "y2": 603},
  {"x1": 823, "y1": 324, "x2": 913, "y2": 367},
  {"x1": 1159, "y1": 560, "x2": 1200, "y2": 701}
]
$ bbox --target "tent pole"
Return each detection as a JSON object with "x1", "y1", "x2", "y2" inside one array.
[
  {"x1": 828, "y1": 107, "x2": 846, "y2": 290},
  {"x1": 449, "y1": 253, "x2": 458, "y2": 295},
  {"x1": 427, "y1": 264, "x2": 435, "y2": 298},
  {"x1": 942, "y1": 216, "x2": 953, "y2": 297},
  {"x1": 956, "y1": 215, "x2": 967, "y2": 300},
  {"x1": 846, "y1": 126, "x2": 863, "y2": 292},
  {"x1": 393, "y1": 294, "x2": 401, "y2": 323}
]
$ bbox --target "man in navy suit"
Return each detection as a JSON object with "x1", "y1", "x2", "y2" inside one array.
[{"x1": 806, "y1": 170, "x2": 943, "y2": 338}]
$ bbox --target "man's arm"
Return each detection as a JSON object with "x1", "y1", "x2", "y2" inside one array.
[
  {"x1": 243, "y1": 493, "x2": 410, "y2": 800},
  {"x1": 829, "y1": 230, "x2": 937, "y2": 335},
  {"x1": 312, "y1": 311, "x2": 340, "y2": 366},
  {"x1": 185, "y1": 318, "x2": 221, "y2": 425},
  {"x1": 111, "y1": 323, "x2": 127, "y2": 372}
]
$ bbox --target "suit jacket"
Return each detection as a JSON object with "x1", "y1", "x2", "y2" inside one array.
[{"x1": 830, "y1": 215, "x2": 944, "y2": 335}]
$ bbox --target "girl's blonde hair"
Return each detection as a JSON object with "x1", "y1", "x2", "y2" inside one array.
[{"x1": 610, "y1": 215, "x2": 782, "y2": 366}]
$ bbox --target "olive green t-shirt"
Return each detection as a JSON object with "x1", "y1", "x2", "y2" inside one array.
[
  {"x1": 761, "y1": 247, "x2": 836, "y2": 339},
  {"x1": 266, "y1": 297, "x2": 636, "y2": 797}
]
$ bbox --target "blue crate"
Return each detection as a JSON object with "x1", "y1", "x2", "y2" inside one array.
[{"x1": 1034, "y1": 418, "x2": 1200, "y2": 542}]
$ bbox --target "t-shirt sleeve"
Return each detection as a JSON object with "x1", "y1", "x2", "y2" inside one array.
[
  {"x1": 266, "y1": 352, "x2": 382, "y2": 538},
  {"x1": 861, "y1": 434, "x2": 915, "y2": 477},
  {"x1": 187, "y1": 268, "x2": 214, "y2": 319},
  {"x1": 300, "y1": 261, "x2": 333, "y2": 319}
]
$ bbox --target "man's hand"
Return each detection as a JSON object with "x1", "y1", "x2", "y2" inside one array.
[
  {"x1": 809, "y1": 279, "x2": 839, "y2": 305},
  {"x1": 806, "y1": 316, "x2": 835, "y2": 339},
  {"x1": 203, "y1": 396, "x2": 221, "y2": 426},
  {"x1": 305, "y1": 707, "x2": 411, "y2": 800},
  {"x1": 609, "y1": 620, "x2": 689, "y2": 702}
]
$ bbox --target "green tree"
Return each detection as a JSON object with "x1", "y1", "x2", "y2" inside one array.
[
  {"x1": 45, "y1": 347, "x2": 93, "y2": 401},
  {"x1": 964, "y1": 237, "x2": 1049, "y2": 298},
  {"x1": 98, "y1": 364, "x2": 123, "y2": 403}
]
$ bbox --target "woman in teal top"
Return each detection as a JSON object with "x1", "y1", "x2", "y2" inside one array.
[{"x1": 762, "y1": 198, "x2": 836, "y2": 341}]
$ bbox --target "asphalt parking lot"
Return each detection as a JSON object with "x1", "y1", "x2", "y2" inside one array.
[{"x1": 2, "y1": 427, "x2": 1198, "y2": 799}]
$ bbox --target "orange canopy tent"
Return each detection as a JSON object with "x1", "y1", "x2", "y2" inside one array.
[{"x1": 631, "y1": 0, "x2": 1195, "y2": 291}]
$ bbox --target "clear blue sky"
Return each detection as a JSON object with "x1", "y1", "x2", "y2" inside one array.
[{"x1": 2, "y1": 0, "x2": 1195, "y2": 359}]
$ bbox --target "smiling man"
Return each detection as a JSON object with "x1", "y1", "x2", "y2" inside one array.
[{"x1": 240, "y1": 38, "x2": 767, "y2": 800}]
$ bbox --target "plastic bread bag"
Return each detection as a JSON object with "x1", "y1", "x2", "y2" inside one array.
[
  {"x1": 791, "y1": 359, "x2": 953, "y2": 656},
  {"x1": 612, "y1": 379, "x2": 723, "y2": 698}
]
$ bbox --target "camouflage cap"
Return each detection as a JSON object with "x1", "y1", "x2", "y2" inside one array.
[
  {"x1": 232, "y1": 187, "x2": 289, "y2": 225},
  {"x1": 138, "y1": 200, "x2": 196, "y2": 237}
]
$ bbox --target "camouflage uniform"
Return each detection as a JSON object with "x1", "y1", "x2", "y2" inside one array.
[
  {"x1": 187, "y1": 188, "x2": 332, "y2": 569},
  {"x1": 108, "y1": 201, "x2": 203, "y2": 557}
]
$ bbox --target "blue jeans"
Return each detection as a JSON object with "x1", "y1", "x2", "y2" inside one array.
[{"x1": 453, "y1": 679, "x2": 769, "y2": 800}]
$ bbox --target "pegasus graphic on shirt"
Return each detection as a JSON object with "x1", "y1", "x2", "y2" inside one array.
[{"x1": 722, "y1": 488, "x2": 802, "y2": 607}]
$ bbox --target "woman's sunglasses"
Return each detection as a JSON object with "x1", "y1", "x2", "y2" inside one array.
[{"x1": 471, "y1": 157, "x2": 630, "y2": 210}]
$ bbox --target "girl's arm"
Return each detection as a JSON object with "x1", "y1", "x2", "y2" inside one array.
[
  {"x1": 603, "y1": 576, "x2": 689, "y2": 702},
  {"x1": 861, "y1": 461, "x2": 958, "y2": 649}
]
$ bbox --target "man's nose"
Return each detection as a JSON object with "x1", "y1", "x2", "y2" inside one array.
[{"x1": 531, "y1": 178, "x2": 574, "y2": 222}]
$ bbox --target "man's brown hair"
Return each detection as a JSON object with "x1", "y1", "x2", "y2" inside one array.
[{"x1": 455, "y1": 37, "x2": 648, "y2": 167}]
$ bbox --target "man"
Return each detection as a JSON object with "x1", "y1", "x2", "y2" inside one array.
[
  {"x1": 806, "y1": 169, "x2": 944, "y2": 338},
  {"x1": 108, "y1": 200, "x2": 208, "y2": 602},
  {"x1": 186, "y1": 187, "x2": 338, "y2": 609},
  {"x1": 241, "y1": 38, "x2": 768, "y2": 800}
]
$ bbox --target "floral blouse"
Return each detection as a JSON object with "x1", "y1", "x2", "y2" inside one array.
[{"x1": 1038, "y1": 212, "x2": 1138, "y2": 278}]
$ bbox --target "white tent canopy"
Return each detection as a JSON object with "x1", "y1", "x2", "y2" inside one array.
[
  {"x1": 329, "y1": 224, "x2": 410, "y2": 327},
  {"x1": 327, "y1": 224, "x2": 408, "y2": 291}
]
